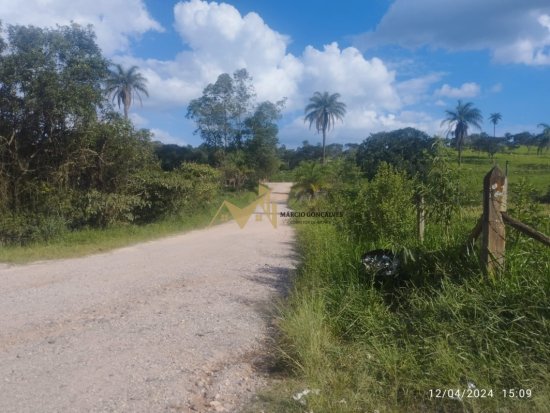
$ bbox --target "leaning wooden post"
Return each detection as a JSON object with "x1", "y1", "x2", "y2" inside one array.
[
  {"x1": 416, "y1": 194, "x2": 425, "y2": 243},
  {"x1": 481, "y1": 166, "x2": 507, "y2": 276}
]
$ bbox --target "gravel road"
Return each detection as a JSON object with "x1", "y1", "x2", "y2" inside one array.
[{"x1": 0, "y1": 182, "x2": 296, "y2": 413}]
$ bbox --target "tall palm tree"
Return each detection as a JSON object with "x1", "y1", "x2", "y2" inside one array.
[
  {"x1": 304, "y1": 91, "x2": 346, "y2": 163},
  {"x1": 489, "y1": 112, "x2": 502, "y2": 138},
  {"x1": 106, "y1": 64, "x2": 149, "y2": 119},
  {"x1": 537, "y1": 123, "x2": 550, "y2": 155},
  {"x1": 441, "y1": 100, "x2": 483, "y2": 165}
]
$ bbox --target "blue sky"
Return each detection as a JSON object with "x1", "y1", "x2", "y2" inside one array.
[{"x1": 1, "y1": 0, "x2": 549, "y2": 147}]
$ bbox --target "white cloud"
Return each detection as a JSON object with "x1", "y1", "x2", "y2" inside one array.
[
  {"x1": 150, "y1": 128, "x2": 186, "y2": 145},
  {"x1": 0, "y1": 0, "x2": 454, "y2": 143},
  {"x1": 435, "y1": 82, "x2": 480, "y2": 98},
  {"x1": 125, "y1": 1, "x2": 404, "y2": 118},
  {"x1": 129, "y1": 113, "x2": 148, "y2": 128},
  {"x1": 0, "y1": 0, "x2": 163, "y2": 55},
  {"x1": 280, "y1": 107, "x2": 443, "y2": 147},
  {"x1": 355, "y1": 0, "x2": 550, "y2": 66},
  {"x1": 396, "y1": 72, "x2": 444, "y2": 105},
  {"x1": 299, "y1": 43, "x2": 400, "y2": 111}
]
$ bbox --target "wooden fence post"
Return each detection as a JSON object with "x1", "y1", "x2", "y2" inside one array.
[
  {"x1": 481, "y1": 166, "x2": 507, "y2": 276},
  {"x1": 416, "y1": 194, "x2": 425, "y2": 243}
]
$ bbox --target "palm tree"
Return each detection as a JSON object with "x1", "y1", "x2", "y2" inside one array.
[
  {"x1": 106, "y1": 64, "x2": 149, "y2": 119},
  {"x1": 537, "y1": 123, "x2": 550, "y2": 155},
  {"x1": 489, "y1": 112, "x2": 502, "y2": 138},
  {"x1": 441, "y1": 100, "x2": 483, "y2": 165},
  {"x1": 304, "y1": 91, "x2": 346, "y2": 163},
  {"x1": 292, "y1": 161, "x2": 329, "y2": 199}
]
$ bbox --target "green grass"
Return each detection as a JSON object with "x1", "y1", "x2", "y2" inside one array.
[
  {"x1": 271, "y1": 169, "x2": 296, "y2": 182},
  {"x1": 248, "y1": 147, "x2": 550, "y2": 412},
  {"x1": 459, "y1": 147, "x2": 550, "y2": 195},
  {"x1": 249, "y1": 222, "x2": 549, "y2": 413},
  {"x1": 0, "y1": 190, "x2": 257, "y2": 263}
]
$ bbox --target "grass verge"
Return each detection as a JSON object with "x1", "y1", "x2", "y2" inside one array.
[
  {"x1": 247, "y1": 220, "x2": 549, "y2": 413},
  {"x1": 0, "y1": 190, "x2": 257, "y2": 263}
]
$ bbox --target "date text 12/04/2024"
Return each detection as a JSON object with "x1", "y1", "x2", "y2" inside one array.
[{"x1": 429, "y1": 388, "x2": 532, "y2": 399}]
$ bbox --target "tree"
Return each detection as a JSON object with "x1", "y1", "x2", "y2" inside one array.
[
  {"x1": 244, "y1": 100, "x2": 285, "y2": 181},
  {"x1": 356, "y1": 127, "x2": 436, "y2": 180},
  {"x1": 304, "y1": 91, "x2": 347, "y2": 164},
  {"x1": 489, "y1": 113, "x2": 502, "y2": 138},
  {"x1": 472, "y1": 135, "x2": 502, "y2": 159},
  {"x1": 105, "y1": 64, "x2": 149, "y2": 119},
  {"x1": 441, "y1": 100, "x2": 483, "y2": 165},
  {"x1": 0, "y1": 23, "x2": 109, "y2": 209},
  {"x1": 537, "y1": 123, "x2": 550, "y2": 155},
  {"x1": 187, "y1": 69, "x2": 255, "y2": 152}
]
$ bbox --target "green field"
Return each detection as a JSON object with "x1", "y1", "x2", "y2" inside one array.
[{"x1": 459, "y1": 148, "x2": 550, "y2": 194}]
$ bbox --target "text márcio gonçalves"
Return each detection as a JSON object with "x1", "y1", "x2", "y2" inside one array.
[{"x1": 279, "y1": 211, "x2": 344, "y2": 218}]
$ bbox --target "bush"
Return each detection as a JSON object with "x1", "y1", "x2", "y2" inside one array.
[
  {"x1": 127, "y1": 163, "x2": 220, "y2": 222},
  {"x1": 176, "y1": 162, "x2": 221, "y2": 208},
  {"x1": 0, "y1": 213, "x2": 67, "y2": 246},
  {"x1": 74, "y1": 190, "x2": 144, "y2": 228},
  {"x1": 343, "y1": 162, "x2": 416, "y2": 245}
]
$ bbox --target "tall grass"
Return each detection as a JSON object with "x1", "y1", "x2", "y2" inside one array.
[
  {"x1": 263, "y1": 222, "x2": 549, "y2": 413},
  {"x1": 249, "y1": 150, "x2": 550, "y2": 412}
]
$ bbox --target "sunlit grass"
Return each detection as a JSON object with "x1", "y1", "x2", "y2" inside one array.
[
  {"x1": 249, "y1": 147, "x2": 550, "y2": 412},
  {"x1": 0, "y1": 190, "x2": 257, "y2": 263}
]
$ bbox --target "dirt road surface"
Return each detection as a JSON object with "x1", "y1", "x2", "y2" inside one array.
[{"x1": 0, "y1": 183, "x2": 296, "y2": 413}]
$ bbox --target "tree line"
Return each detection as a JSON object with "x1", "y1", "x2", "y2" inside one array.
[
  {"x1": 0, "y1": 23, "x2": 222, "y2": 245},
  {"x1": 1, "y1": 22, "x2": 548, "y2": 246}
]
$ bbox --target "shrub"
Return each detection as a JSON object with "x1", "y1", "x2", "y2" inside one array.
[
  {"x1": 75, "y1": 190, "x2": 144, "y2": 228},
  {"x1": 0, "y1": 213, "x2": 67, "y2": 246},
  {"x1": 176, "y1": 162, "x2": 221, "y2": 208},
  {"x1": 343, "y1": 162, "x2": 416, "y2": 245},
  {"x1": 126, "y1": 163, "x2": 220, "y2": 222}
]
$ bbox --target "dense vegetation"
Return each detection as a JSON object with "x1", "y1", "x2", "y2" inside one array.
[
  {"x1": 0, "y1": 23, "x2": 278, "y2": 252},
  {"x1": 0, "y1": 24, "x2": 220, "y2": 249},
  {"x1": 249, "y1": 140, "x2": 550, "y2": 412}
]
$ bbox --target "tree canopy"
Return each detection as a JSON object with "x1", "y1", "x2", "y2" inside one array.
[
  {"x1": 186, "y1": 69, "x2": 255, "y2": 151},
  {"x1": 356, "y1": 127, "x2": 437, "y2": 180}
]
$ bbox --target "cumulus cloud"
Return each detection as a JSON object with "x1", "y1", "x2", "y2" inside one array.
[
  {"x1": 129, "y1": 113, "x2": 149, "y2": 128},
  {"x1": 355, "y1": 0, "x2": 550, "y2": 66},
  {"x1": 0, "y1": 0, "x2": 450, "y2": 143},
  {"x1": 300, "y1": 43, "x2": 400, "y2": 111},
  {"x1": 396, "y1": 72, "x2": 444, "y2": 105},
  {"x1": 0, "y1": 0, "x2": 163, "y2": 55},
  {"x1": 435, "y1": 82, "x2": 480, "y2": 98},
  {"x1": 124, "y1": 0, "x2": 405, "y2": 117},
  {"x1": 150, "y1": 128, "x2": 187, "y2": 145}
]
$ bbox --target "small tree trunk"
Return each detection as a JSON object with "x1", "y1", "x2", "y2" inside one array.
[{"x1": 322, "y1": 128, "x2": 326, "y2": 164}]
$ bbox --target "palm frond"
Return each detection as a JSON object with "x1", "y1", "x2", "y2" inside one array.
[{"x1": 105, "y1": 64, "x2": 149, "y2": 117}]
